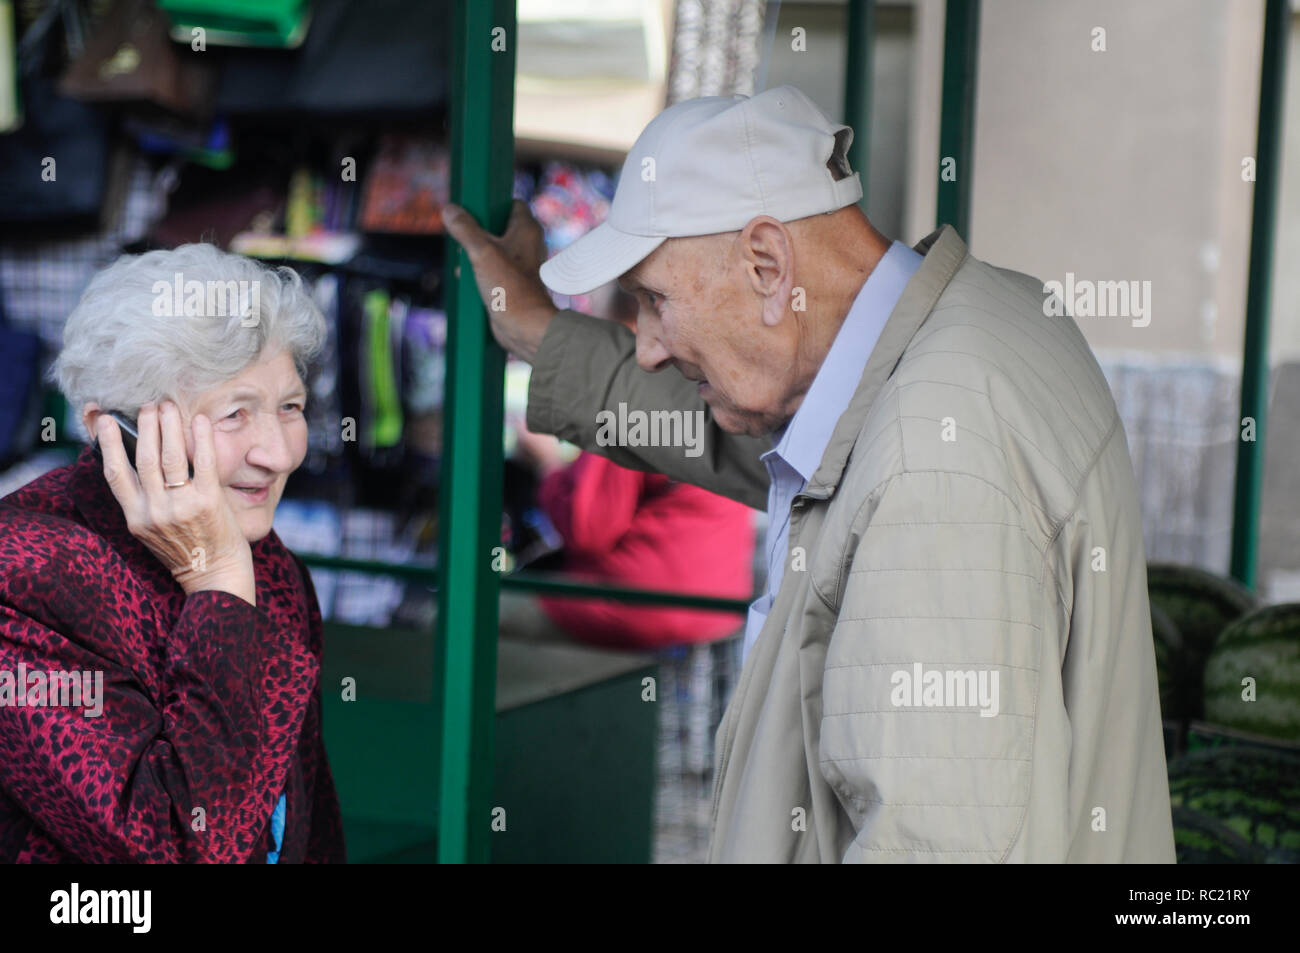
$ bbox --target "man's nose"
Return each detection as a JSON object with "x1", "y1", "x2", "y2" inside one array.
[{"x1": 634, "y1": 315, "x2": 672, "y2": 372}]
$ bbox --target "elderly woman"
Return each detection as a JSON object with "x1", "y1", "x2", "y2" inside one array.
[{"x1": 0, "y1": 243, "x2": 345, "y2": 863}]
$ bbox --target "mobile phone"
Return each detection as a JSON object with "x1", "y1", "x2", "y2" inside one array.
[
  {"x1": 91, "y1": 410, "x2": 194, "y2": 479},
  {"x1": 91, "y1": 411, "x2": 139, "y2": 470}
]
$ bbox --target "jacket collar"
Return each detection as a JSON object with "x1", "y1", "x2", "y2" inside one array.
[{"x1": 802, "y1": 224, "x2": 969, "y2": 498}]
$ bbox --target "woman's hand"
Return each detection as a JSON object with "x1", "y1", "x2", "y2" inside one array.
[{"x1": 97, "y1": 401, "x2": 257, "y2": 606}]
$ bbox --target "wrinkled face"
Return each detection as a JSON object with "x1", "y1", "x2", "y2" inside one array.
[
  {"x1": 178, "y1": 347, "x2": 308, "y2": 542},
  {"x1": 617, "y1": 235, "x2": 795, "y2": 437}
]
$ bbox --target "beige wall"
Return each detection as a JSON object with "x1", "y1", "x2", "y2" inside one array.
[
  {"x1": 514, "y1": 0, "x2": 675, "y2": 153},
  {"x1": 969, "y1": 0, "x2": 1256, "y2": 359},
  {"x1": 908, "y1": 0, "x2": 1298, "y2": 366}
]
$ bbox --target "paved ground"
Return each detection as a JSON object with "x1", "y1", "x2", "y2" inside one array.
[{"x1": 651, "y1": 639, "x2": 739, "y2": 864}]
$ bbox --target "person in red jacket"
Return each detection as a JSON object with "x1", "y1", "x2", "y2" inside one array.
[
  {"x1": 507, "y1": 290, "x2": 756, "y2": 651},
  {"x1": 531, "y1": 448, "x2": 755, "y2": 650}
]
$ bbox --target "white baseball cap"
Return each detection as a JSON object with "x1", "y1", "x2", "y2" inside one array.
[{"x1": 538, "y1": 85, "x2": 863, "y2": 296}]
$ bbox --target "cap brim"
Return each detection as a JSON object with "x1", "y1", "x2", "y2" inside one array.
[{"x1": 539, "y1": 222, "x2": 666, "y2": 296}]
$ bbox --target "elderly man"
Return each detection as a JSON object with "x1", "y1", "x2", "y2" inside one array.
[{"x1": 444, "y1": 85, "x2": 1175, "y2": 863}]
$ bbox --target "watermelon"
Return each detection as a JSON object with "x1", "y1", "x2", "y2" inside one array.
[
  {"x1": 1171, "y1": 805, "x2": 1263, "y2": 864},
  {"x1": 1151, "y1": 602, "x2": 1184, "y2": 720},
  {"x1": 1148, "y1": 563, "x2": 1258, "y2": 719},
  {"x1": 1166, "y1": 746, "x2": 1300, "y2": 862},
  {"x1": 1202, "y1": 603, "x2": 1300, "y2": 742}
]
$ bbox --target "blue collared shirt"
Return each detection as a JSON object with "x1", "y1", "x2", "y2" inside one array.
[{"x1": 741, "y1": 241, "x2": 923, "y2": 664}]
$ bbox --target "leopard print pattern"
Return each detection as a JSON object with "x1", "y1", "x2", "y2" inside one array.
[{"x1": 0, "y1": 446, "x2": 345, "y2": 863}]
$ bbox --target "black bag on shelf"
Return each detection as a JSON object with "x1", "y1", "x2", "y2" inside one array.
[
  {"x1": 0, "y1": 0, "x2": 110, "y2": 226},
  {"x1": 0, "y1": 295, "x2": 43, "y2": 468}
]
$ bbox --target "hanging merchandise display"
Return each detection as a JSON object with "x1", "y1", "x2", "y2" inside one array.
[
  {"x1": 360, "y1": 136, "x2": 450, "y2": 235},
  {"x1": 59, "y1": 0, "x2": 216, "y2": 118},
  {"x1": 360, "y1": 287, "x2": 404, "y2": 453}
]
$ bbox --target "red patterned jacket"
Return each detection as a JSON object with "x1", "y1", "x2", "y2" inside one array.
[{"x1": 0, "y1": 446, "x2": 345, "y2": 863}]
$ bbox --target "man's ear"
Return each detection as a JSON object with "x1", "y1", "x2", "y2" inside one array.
[{"x1": 739, "y1": 217, "x2": 796, "y2": 328}]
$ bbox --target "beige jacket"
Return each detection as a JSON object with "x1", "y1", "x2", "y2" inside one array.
[{"x1": 526, "y1": 226, "x2": 1176, "y2": 863}]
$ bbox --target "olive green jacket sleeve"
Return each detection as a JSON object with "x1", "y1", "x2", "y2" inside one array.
[{"x1": 525, "y1": 309, "x2": 771, "y2": 511}]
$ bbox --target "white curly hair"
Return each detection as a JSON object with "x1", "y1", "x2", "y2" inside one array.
[{"x1": 49, "y1": 243, "x2": 327, "y2": 432}]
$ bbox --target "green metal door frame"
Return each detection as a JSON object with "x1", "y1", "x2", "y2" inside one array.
[
  {"x1": 1230, "y1": 0, "x2": 1290, "y2": 591},
  {"x1": 843, "y1": 0, "x2": 875, "y2": 207},
  {"x1": 435, "y1": 0, "x2": 516, "y2": 864},
  {"x1": 936, "y1": 0, "x2": 980, "y2": 238}
]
